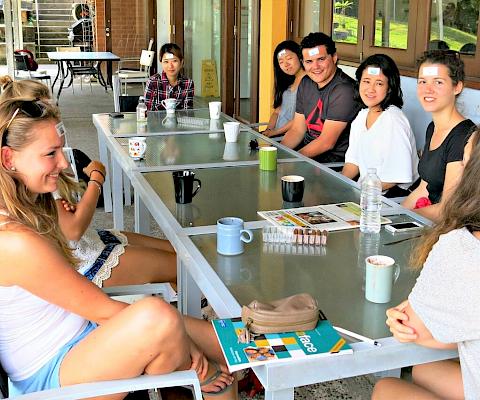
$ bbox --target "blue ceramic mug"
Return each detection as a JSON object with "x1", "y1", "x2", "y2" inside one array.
[{"x1": 217, "y1": 217, "x2": 253, "y2": 255}]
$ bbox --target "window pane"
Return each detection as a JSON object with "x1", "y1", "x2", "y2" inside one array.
[
  {"x1": 300, "y1": 0, "x2": 320, "y2": 37},
  {"x1": 373, "y1": 0, "x2": 410, "y2": 49},
  {"x1": 430, "y1": 0, "x2": 479, "y2": 54},
  {"x1": 333, "y1": 0, "x2": 359, "y2": 44}
]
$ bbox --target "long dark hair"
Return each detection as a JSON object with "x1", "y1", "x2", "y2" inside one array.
[
  {"x1": 413, "y1": 129, "x2": 479, "y2": 268},
  {"x1": 273, "y1": 40, "x2": 302, "y2": 109},
  {"x1": 354, "y1": 54, "x2": 403, "y2": 110}
]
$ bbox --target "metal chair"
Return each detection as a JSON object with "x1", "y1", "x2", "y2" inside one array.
[
  {"x1": 117, "y1": 39, "x2": 155, "y2": 95},
  {"x1": 13, "y1": 51, "x2": 52, "y2": 88}
]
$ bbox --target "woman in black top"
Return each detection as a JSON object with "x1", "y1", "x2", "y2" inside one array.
[{"x1": 402, "y1": 50, "x2": 475, "y2": 222}]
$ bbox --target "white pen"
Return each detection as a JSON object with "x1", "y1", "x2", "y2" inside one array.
[{"x1": 333, "y1": 326, "x2": 382, "y2": 347}]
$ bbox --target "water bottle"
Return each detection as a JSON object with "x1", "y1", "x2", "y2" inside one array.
[
  {"x1": 360, "y1": 168, "x2": 382, "y2": 233},
  {"x1": 136, "y1": 96, "x2": 147, "y2": 122}
]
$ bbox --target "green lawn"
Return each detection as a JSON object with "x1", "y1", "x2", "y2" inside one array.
[{"x1": 332, "y1": 14, "x2": 476, "y2": 51}]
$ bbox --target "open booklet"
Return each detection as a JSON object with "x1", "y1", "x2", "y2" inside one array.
[
  {"x1": 258, "y1": 202, "x2": 391, "y2": 232},
  {"x1": 212, "y1": 315, "x2": 352, "y2": 372}
]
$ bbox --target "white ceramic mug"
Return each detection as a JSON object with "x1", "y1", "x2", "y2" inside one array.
[
  {"x1": 365, "y1": 255, "x2": 400, "y2": 303},
  {"x1": 128, "y1": 137, "x2": 147, "y2": 160},
  {"x1": 161, "y1": 98, "x2": 177, "y2": 114},
  {"x1": 209, "y1": 101, "x2": 222, "y2": 119},
  {"x1": 223, "y1": 121, "x2": 240, "y2": 143}
]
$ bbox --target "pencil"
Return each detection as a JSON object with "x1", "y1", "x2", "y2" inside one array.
[{"x1": 333, "y1": 326, "x2": 382, "y2": 347}]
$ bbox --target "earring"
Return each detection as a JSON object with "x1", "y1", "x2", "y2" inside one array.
[{"x1": 10, "y1": 166, "x2": 16, "y2": 171}]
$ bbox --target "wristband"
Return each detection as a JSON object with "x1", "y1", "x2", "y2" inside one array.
[
  {"x1": 90, "y1": 169, "x2": 105, "y2": 180},
  {"x1": 88, "y1": 179, "x2": 102, "y2": 194}
]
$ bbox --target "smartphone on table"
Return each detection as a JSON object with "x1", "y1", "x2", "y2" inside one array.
[{"x1": 385, "y1": 221, "x2": 424, "y2": 234}]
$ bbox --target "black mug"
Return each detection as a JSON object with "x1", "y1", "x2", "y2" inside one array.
[
  {"x1": 172, "y1": 170, "x2": 201, "y2": 204},
  {"x1": 281, "y1": 175, "x2": 305, "y2": 202}
]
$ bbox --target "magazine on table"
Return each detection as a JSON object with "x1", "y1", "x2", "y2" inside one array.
[
  {"x1": 212, "y1": 315, "x2": 352, "y2": 372},
  {"x1": 257, "y1": 202, "x2": 391, "y2": 231}
]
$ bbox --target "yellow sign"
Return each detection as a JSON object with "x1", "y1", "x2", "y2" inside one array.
[{"x1": 201, "y1": 59, "x2": 219, "y2": 97}]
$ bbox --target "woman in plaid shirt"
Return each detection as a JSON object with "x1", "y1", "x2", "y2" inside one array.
[{"x1": 144, "y1": 43, "x2": 194, "y2": 111}]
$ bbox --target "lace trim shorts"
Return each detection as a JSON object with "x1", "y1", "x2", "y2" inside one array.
[
  {"x1": 83, "y1": 230, "x2": 127, "y2": 287},
  {"x1": 8, "y1": 321, "x2": 97, "y2": 396}
]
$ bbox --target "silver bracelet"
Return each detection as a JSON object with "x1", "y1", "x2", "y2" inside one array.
[{"x1": 88, "y1": 180, "x2": 102, "y2": 194}]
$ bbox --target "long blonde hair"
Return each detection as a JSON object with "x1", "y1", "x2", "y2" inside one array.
[
  {"x1": 413, "y1": 129, "x2": 480, "y2": 267},
  {"x1": 0, "y1": 98, "x2": 78, "y2": 268}
]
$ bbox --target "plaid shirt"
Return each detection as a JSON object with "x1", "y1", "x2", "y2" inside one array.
[{"x1": 144, "y1": 71, "x2": 194, "y2": 111}]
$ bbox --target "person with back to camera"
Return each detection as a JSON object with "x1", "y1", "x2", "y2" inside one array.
[
  {"x1": 401, "y1": 50, "x2": 475, "y2": 222},
  {"x1": 144, "y1": 43, "x2": 194, "y2": 111},
  {"x1": 0, "y1": 98, "x2": 237, "y2": 399},
  {"x1": 372, "y1": 130, "x2": 480, "y2": 400},
  {"x1": 342, "y1": 54, "x2": 419, "y2": 198},
  {"x1": 262, "y1": 40, "x2": 306, "y2": 138},
  {"x1": 281, "y1": 32, "x2": 359, "y2": 162},
  {"x1": 0, "y1": 75, "x2": 177, "y2": 290}
]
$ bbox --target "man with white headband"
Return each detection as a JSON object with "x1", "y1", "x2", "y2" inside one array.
[{"x1": 281, "y1": 32, "x2": 358, "y2": 162}]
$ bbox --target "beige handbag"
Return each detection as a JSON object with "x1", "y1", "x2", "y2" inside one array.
[{"x1": 239, "y1": 293, "x2": 319, "y2": 342}]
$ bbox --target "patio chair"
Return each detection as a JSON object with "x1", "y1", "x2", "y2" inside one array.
[
  {"x1": 13, "y1": 50, "x2": 52, "y2": 88},
  {"x1": 117, "y1": 38, "x2": 155, "y2": 95}
]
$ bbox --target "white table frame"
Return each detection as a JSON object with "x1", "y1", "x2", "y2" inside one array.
[{"x1": 93, "y1": 112, "x2": 454, "y2": 400}]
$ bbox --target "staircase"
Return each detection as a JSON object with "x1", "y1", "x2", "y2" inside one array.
[{"x1": 35, "y1": 0, "x2": 73, "y2": 62}]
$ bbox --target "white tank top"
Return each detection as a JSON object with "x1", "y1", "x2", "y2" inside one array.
[{"x1": 0, "y1": 210, "x2": 87, "y2": 381}]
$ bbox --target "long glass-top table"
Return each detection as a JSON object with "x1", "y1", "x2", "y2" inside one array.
[{"x1": 94, "y1": 110, "x2": 456, "y2": 400}]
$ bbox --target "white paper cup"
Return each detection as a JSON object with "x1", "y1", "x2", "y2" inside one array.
[
  {"x1": 209, "y1": 101, "x2": 222, "y2": 119},
  {"x1": 224, "y1": 122, "x2": 240, "y2": 143}
]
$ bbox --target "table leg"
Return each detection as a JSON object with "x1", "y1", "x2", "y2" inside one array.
[
  {"x1": 52, "y1": 60, "x2": 61, "y2": 89},
  {"x1": 107, "y1": 60, "x2": 113, "y2": 88},
  {"x1": 112, "y1": 157, "x2": 124, "y2": 230},
  {"x1": 113, "y1": 75, "x2": 120, "y2": 112},
  {"x1": 178, "y1": 259, "x2": 201, "y2": 318},
  {"x1": 97, "y1": 132, "x2": 112, "y2": 213},
  {"x1": 264, "y1": 388, "x2": 294, "y2": 400},
  {"x1": 55, "y1": 61, "x2": 66, "y2": 105},
  {"x1": 123, "y1": 172, "x2": 132, "y2": 206},
  {"x1": 96, "y1": 61, "x2": 108, "y2": 91},
  {"x1": 134, "y1": 191, "x2": 150, "y2": 235}
]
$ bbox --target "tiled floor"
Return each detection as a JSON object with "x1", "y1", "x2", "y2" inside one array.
[{"x1": 20, "y1": 70, "x2": 378, "y2": 398}]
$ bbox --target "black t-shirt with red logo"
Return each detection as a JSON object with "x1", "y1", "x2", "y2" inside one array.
[{"x1": 295, "y1": 69, "x2": 358, "y2": 162}]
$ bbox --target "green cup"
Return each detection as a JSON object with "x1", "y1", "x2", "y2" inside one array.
[{"x1": 259, "y1": 146, "x2": 277, "y2": 171}]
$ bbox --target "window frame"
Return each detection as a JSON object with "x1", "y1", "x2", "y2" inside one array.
[{"x1": 289, "y1": 0, "x2": 480, "y2": 87}]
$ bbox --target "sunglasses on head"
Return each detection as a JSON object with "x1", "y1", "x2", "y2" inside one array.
[{"x1": 1, "y1": 100, "x2": 46, "y2": 147}]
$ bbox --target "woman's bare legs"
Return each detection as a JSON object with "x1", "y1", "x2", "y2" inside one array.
[
  {"x1": 60, "y1": 297, "x2": 191, "y2": 400},
  {"x1": 372, "y1": 360, "x2": 463, "y2": 400},
  {"x1": 123, "y1": 231, "x2": 175, "y2": 253},
  {"x1": 184, "y1": 316, "x2": 238, "y2": 399},
  {"x1": 101, "y1": 244, "x2": 177, "y2": 288},
  {"x1": 59, "y1": 299, "x2": 237, "y2": 400}
]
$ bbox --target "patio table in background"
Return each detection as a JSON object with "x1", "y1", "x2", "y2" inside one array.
[{"x1": 47, "y1": 51, "x2": 120, "y2": 103}]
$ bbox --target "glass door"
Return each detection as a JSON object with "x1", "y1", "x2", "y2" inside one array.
[
  {"x1": 183, "y1": 0, "x2": 222, "y2": 106},
  {"x1": 235, "y1": 0, "x2": 259, "y2": 123}
]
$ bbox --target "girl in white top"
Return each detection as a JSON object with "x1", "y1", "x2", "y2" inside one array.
[
  {"x1": 373, "y1": 131, "x2": 480, "y2": 400},
  {"x1": 0, "y1": 75, "x2": 177, "y2": 290},
  {"x1": 342, "y1": 54, "x2": 418, "y2": 197},
  {"x1": 263, "y1": 40, "x2": 306, "y2": 138},
  {"x1": 0, "y1": 98, "x2": 237, "y2": 399}
]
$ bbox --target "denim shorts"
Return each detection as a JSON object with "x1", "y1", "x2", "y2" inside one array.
[
  {"x1": 83, "y1": 230, "x2": 122, "y2": 282},
  {"x1": 9, "y1": 321, "x2": 97, "y2": 396}
]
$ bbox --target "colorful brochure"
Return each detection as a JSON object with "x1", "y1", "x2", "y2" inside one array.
[
  {"x1": 212, "y1": 315, "x2": 352, "y2": 372},
  {"x1": 258, "y1": 202, "x2": 391, "y2": 231}
]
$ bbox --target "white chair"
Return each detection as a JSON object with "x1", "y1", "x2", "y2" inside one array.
[{"x1": 117, "y1": 39, "x2": 155, "y2": 95}]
